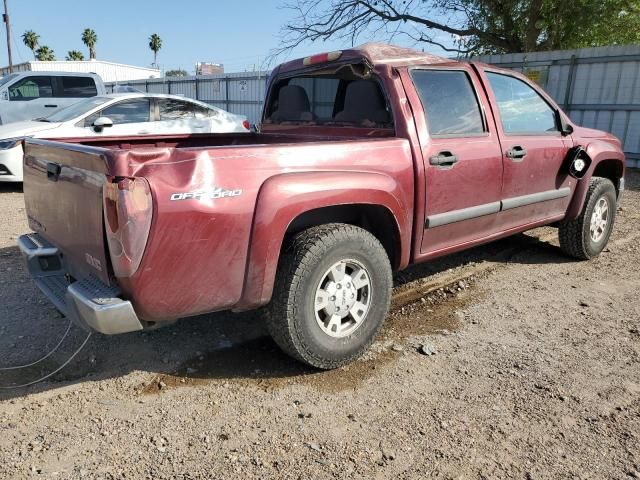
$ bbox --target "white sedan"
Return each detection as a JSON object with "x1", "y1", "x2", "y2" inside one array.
[{"x1": 0, "y1": 93, "x2": 251, "y2": 182}]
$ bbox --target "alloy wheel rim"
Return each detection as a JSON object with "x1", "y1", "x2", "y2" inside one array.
[
  {"x1": 590, "y1": 197, "x2": 609, "y2": 243},
  {"x1": 314, "y1": 259, "x2": 372, "y2": 338}
]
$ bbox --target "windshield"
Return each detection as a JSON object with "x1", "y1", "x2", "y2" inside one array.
[
  {"x1": 41, "y1": 96, "x2": 113, "y2": 122},
  {"x1": 0, "y1": 73, "x2": 18, "y2": 89}
]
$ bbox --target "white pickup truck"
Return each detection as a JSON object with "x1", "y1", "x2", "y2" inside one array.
[{"x1": 0, "y1": 71, "x2": 105, "y2": 124}]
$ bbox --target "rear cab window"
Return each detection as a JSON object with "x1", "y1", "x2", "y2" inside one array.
[
  {"x1": 264, "y1": 63, "x2": 394, "y2": 130},
  {"x1": 410, "y1": 69, "x2": 486, "y2": 137}
]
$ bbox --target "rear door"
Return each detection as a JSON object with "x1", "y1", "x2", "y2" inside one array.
[
  {"x1": 402, "y1": 66, "x2": 504, "y2": 255},
  {"x1": 478, "y1": 68, "x2": 574, "y2": 228}
]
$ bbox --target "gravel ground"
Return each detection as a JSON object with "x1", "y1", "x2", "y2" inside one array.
[{"x1": 0, "y1": 172, "x2": 638, "y2": 480}]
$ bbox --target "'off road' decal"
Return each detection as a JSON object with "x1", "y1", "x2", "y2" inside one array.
[{"x1": 170, "y1": 188, "x2": 243, "y2": 201}]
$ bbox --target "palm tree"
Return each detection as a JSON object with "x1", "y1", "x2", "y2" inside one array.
[
  {"x1": 35, "y1": 46, "x2": 55, "y2": 61},
  {"x1": 148, "y1": 33, "x2": 162, "y2": 67},
  {"x1": 81, "y1": 28, "x2": 97, "y2": 60},
  {"x1": 22, "y1": 30, "x2": 40, "y2": 59},
  {"x1": 66, "y1": 50, "x2": 84, "y2": 61}
]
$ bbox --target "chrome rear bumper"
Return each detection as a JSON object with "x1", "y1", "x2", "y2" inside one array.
[{"x1": 18, "y1": 233, "x2": 143, "y2": 335}]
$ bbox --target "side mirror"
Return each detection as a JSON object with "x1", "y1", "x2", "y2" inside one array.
[
  {"x1": 93, "y1": 116, "x2": 113, "y2": 132},
  {"x1": 557, "y1": 110, "x2": 574, "y2": 136}
]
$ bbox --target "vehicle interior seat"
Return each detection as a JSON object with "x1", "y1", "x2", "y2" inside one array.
[
  {"x1": 334, "y1": 80, "x2": 390, "y2": 124},
  {"x1": 270, "y1": 85, "x2": 314, "y2": 122}
]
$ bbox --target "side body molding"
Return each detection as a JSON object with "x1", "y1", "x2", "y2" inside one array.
[
  {"x1": 565, "y1": 140, "x2": 625, "y2": 220},
  {"x1": 236, "y1": 171, "x2": 412, "y2": 310}
]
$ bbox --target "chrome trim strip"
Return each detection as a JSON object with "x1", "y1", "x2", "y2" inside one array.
[
  {"x1": 425, "y1": 187, "x2": 572, "y2": 228},
  {"x1": 501, "y1": 187, "x2": 571, "y2": 211},
  {"x1": 426, "y1": 201, "x2": 501, "y2": 228}
]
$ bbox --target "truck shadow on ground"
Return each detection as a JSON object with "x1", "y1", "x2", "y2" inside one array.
[
  {"x1": 0, "y1": 230, "x2": 573, "y2": 401},
  {"x1": 0, "y1": 183, "x2": 23, "y2": 194}
]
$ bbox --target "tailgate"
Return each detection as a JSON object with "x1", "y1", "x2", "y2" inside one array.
[{"x1": 23, "y1": 139, "x2": 111, "y2": 285}]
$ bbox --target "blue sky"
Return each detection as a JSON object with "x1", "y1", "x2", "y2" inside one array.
[{"x1": 1, "y1": 0, "x2": 451, "y2": 73}]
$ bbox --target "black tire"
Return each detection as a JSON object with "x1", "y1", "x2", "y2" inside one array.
[
  {"x1": 559, "y1": 177, "x2": 617, "y2": 260},
  {"x1": 266, "y1": 223, "x2": 392, "y2": 369}
]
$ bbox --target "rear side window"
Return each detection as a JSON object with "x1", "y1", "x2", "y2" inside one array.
[
  {"x1": 486, "y1": 72, "x2": 558, "y2": 134},
  {"x1": 411, "y1": 70, "x2": 485, "y2": 136},
  {"x1": 8, "y1": 76, "x2": 53, "y2": 100},
  {"x1": 158, "y1": 99, "x2": 212, "y2": 120},
  {"x1": 84, "y1": 99, "x2": 150, "y2": 126},
  {"x1": 61, "y1": 76, "x2": 97, "y2": 97}
]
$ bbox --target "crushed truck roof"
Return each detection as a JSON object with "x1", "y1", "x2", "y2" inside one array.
[{"x1": 277, "y1": 42, "x2": 454, "y2": 73}]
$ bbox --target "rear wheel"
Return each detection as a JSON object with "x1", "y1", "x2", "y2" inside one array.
[
  {"x1": 559, "y1": 177, "x2": 617, "y2": 260},
  {"x1": 266, "y1": 224, "x2": 392, "y2": 369}
]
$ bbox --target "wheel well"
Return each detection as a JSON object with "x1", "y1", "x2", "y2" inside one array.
[
  {"x1": 593, "y1": 159, "x2": 624, "y2": 194},
  {"x1": 285, "y1": 205, "x2": 402, "y2": 269}
]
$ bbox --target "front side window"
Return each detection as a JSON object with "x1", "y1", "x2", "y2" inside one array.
[
  {"x1": 84, "y1": 99, "x2": 150, "y2": 126},
  {"x1": 486, "y1": 72, "x2": 558, "y2": 134},
  {"x1": 61, "y1": 76, "x2": 97, "y2": 97},
  {"x1": 8, "y1": 76, "x2": 53, "y2": 100},
  {"x1": 158, "y1": 99, "x2": 211, "y2": 120},
  {"x1": 411, "y1": 70, "x2": 485, "y2": 136}
]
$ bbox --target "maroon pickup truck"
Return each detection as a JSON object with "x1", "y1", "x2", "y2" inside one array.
[{"x1": 19, "y1": 44, "x2": 625, "y2": 369}]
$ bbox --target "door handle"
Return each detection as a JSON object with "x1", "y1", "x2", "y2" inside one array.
[
  {"x1": 46, "y1": 162, "x2": 61, "y2": 182},
  {"x1": 44, "y1": 104, "x2": 58, "y2": 108},
  {"x1": 506, "y1": 146, "x2": 527, "y2": 161},
  {"x1": 137, "y1": 130, "x2": 151, "y2": 135},
  {"x1": 429, "y1": 151, "x2": 459, "y2": 167}
]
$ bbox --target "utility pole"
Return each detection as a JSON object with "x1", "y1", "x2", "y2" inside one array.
[{"x1": 2, "y1": 0, "x2": 12, "y2": 72}]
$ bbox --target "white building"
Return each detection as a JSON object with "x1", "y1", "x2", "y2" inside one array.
[{"x1": 0, "y1": 60, "x2": 160, "y2": 83}]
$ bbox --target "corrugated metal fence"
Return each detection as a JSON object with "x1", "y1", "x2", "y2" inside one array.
[
  {"x1": 106, "y1": 45, "x2": 640, "y2": 168},
  {"x1": 474, "y1": 44, "x2": 640, "y2": 169},
  {"x1": 105, "y1": 71, "x2": 269, "y2": 124}
]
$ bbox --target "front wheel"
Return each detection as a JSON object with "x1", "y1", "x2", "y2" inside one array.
[
  {"x1": 559, "y1": 177, "x2": 617, "y2": 260},
  {"x1": 266, "y1": 224, "x2": 392, "y2": 369}
]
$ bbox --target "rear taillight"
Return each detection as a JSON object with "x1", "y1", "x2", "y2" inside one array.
[
  {"x1": 242, "y1": 119, "x2": 251, "y2": 130},
  {"x1": 103, "y1": 177, "x2": 153, "y2": 277}
]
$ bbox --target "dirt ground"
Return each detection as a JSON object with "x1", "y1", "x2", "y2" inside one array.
[{"x1": 0, "y1": 171, "x2": 638, "y2": 480}]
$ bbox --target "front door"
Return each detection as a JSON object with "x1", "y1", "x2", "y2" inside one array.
[
  {"x1": 80, "y1": 98, "x2": 154, "y2": 136},
  {"x1": 479, "y1": 69, "x2": 575, "y2": 229},
  {"x1": 403, "y1": 67, "x2": 505, "y2": 256}
]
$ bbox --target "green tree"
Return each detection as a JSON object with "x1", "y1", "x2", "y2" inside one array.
[
  {"x1": 21, "y1": 30, "x2": 40, "y2": 59},
  {"x1": 165, "y1": 69, "x2": 188, "y2": 77},
  {"x1": 149, "y1": 33, "x2": 162, "y2": 67},
  {"x1": 35, "y1": 46, "x2": 55, "y2": 61},
  {"x1": 278, "y1": 0, "x2": 640, "y2": 55},
  {"x1": 82, "y1": 28, "x2": 97, "y2": 59},
  {"x1": 66, "y1": 50, "x2": 85, "y2": 61}
]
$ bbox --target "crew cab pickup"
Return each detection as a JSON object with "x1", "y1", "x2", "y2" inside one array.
[
  {"x1": 0, "y1": 71, "x2": 106, "y2": 124},
  {"x1": 19, "y1": 43, "x2": 625, "y2": 369}
]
